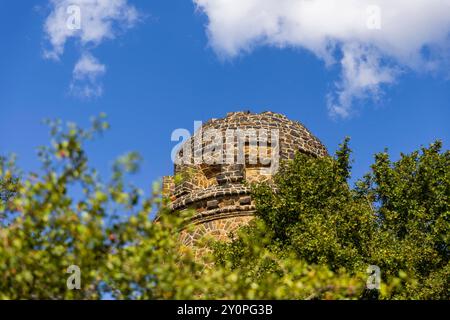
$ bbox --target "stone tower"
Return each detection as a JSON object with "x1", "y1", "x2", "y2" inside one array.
[{"x1": 163, "y1": 111, "x2": 327, "y2": 246}]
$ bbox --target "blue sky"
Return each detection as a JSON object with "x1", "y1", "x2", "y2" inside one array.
[{"x1": 0, "y1": 0, "x2": 449, "y2": 191}]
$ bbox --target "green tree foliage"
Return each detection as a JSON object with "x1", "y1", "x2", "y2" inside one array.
[
  {"x1": 0, "y1": 155, "x2": 19, "y2": 220},
  {"x1": 356, "y1": 142, "x2": 449, "y2": 298},
  {"x1": 0, "y1": 116, "x2": 448, "y2": 299},
  {"x1": 216, "y1": 140, "x2": 449, "y2": 299}
]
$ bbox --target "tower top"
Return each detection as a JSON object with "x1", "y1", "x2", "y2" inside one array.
[{"x1": 163, "y1": 111, "x2": 327, "y2": 248}]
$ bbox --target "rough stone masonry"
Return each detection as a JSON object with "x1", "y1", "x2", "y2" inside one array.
[{"x1": 162, "y1": 111, "x2": 328, "y2": 250}]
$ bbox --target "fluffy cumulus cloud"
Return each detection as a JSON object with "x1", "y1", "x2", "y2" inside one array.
[
  {"x1": 194, "y1": 0, "x2": 450, "y2": 117},
  {"x1": 43, "y1": 0, "x2": 139, "y2": 98}
]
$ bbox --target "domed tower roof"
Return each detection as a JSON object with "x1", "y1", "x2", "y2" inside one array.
[{"x1": 162, "y1": 111, "x2": 327, "y2": 247}]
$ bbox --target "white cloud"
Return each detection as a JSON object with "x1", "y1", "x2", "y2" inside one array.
[
  {"x1": 44, "y1": 0, "x2": 139, "y2": 97},
  {"x1": 70, "y1": 52, "x2": 106, "y2": 98},
  {"x1": 194, "y1": 0, "x2": 450, "y2": 117}
]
